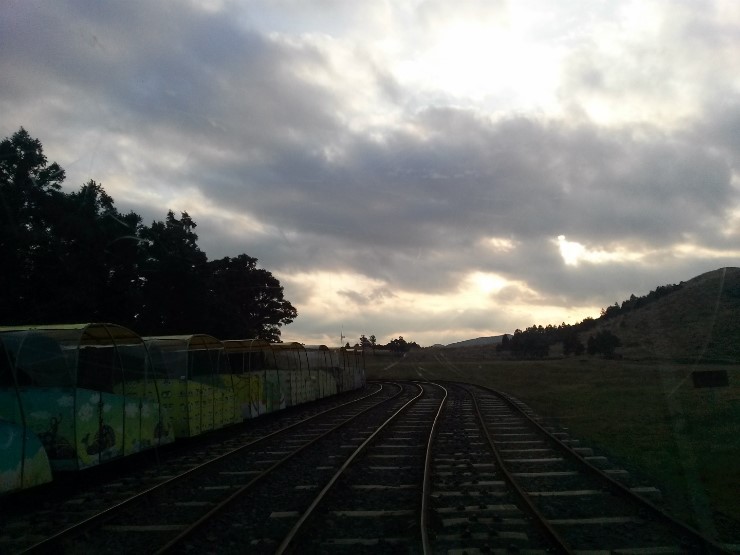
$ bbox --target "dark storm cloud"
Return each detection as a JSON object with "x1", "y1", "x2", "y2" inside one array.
[
  {"x1": 2, "y1": 0, "x2": 343, "y2": 163},
  {"x1": 202, "y1": 106, "x2": 734, "y2": 298}
]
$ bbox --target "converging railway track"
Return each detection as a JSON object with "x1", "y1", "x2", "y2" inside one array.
[
  {"x1": 459, "y1": 383, "x2": 730, "y2": 553},
  {"x1": 1, "y1": 384, "x2": 388, "y2": 554},
  {"x1": 4, "y1": 380, "x2": 734, "y2": 554}
]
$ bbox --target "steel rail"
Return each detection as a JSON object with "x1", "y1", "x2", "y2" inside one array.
[
  {"x1": 474, "y1": 383, "x2": 733, "y2": 555},
  {"x1": 274, "y1": 382, "x2": 430, "y2": 555},
  {"x1": 420, "y1": 382, "x2": 448, "y2": 555},
  {"x1": 21, "y1": 383, "x2": 386, "y2": 555},
  {"x1": 465, "y1": 384, "x2": 574, "y2": 554},
  {"x1": 156, "y1": 382, "x2": 409, "y2": 554}
]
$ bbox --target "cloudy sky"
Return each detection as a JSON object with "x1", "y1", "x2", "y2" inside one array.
[{"x1": 2, "y1": 0, "x2": 739, "y2": 346}]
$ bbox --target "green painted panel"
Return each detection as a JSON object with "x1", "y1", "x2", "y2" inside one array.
[
  {"x1": 307, "y1": 371, "x2": 317, "y2": 402},
  {"x1": 250, "y1": 374, "x2": 265, "y2": 416},
  {"x1": 211, "y1": 376, "x2": 235, "y2": 429},
  {"x1": 289, "y1": 370, "x2": 298, "y2": 406},
  {"x1": 265, "y1": 370, "x2": 281, "y2": 413},
  {"x1": 232, "y1": 374, "x2": 251, "y2": 420},
  {"x1": 123, "y1": 397, "x2": 141, "y2": 457},
  {"x1": 75, "y1": 389, "x2": 123, "y2": 469},
  {"x1": 296, "y1": 371, "x2": 303, "y2": 405},
  {"x1": 278, "y1": 371, "x2": 289, "y2": 410},
  {"x1": 188, "y1": 381, "x2": 203, "y2": 436},
  {"x1": 155, "y1": 379, "x2": 190, "y2": 438},
  {"x1": 118, "y1": 380, "x2": 173, "y2": 450}
]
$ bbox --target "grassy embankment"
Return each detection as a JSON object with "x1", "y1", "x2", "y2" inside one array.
[{"x1": 364, "y1": 350, "x2": 740, "y2": 539}]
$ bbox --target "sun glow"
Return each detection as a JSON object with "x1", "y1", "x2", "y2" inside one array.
[
  {"x1": 556, "y1": 235, "x2": 646, "y2": 266},
  {"x1": 279, "y1": 268, "x2": 604, "y2": 346},
  {"x1": 469, "y1": 272, "x2": 509, "y2": 294},
  {"x1": 394, "y1": 9, "x2": 561, "y2": 111}
]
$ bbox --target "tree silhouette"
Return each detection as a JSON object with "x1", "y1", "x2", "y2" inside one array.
[
  {"x1": 587, "y1": 330, "x2": 622, "y2": 358},
  {"x1": 205, "y1": 254, "x2": 297, "y2": 341},
  {"x1": 562, "y1": 331, "x2": 585, "y2": 356},
  {"x1": 0, "y1": 128, "x2": 297, "y2": 340},
  {"x1": 54, "y1": 180, "x2": 143, "y2": 325},
  {"x1": 0, "y1": 128, "x2": 66, "y2": 323},
  {"x1": 136, "y1": 211, "x2": 209, "y2": 334}
]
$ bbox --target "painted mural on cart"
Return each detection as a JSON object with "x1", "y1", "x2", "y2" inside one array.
[
  {"x1": 0, "y1": 324, "x2": 177, "y2": 493},
  {"x1": 1, "y1": 325, "x2": 366, "y2": 495}
]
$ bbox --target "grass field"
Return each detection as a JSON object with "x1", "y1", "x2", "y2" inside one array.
[{"x1": 364, "y1": 349, "x2": 740, "y2": 541}]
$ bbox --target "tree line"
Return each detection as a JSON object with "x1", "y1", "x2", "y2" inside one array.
[
  {"x1": 496, "y1": 279, "x2": 683, "y2": 359},
  {"x1": 495, "y1": 281, "x2": 684, "y2": 360},
  {"x1": 354, "y1": 325, "x2": 620, "y2": 359},
  {"x1": 598, "y1": 283, "x2": 682, "y2": 320},
  {"x1": 350, "y1": 334, "x2": 420, "y2": 354},
  {"x1": 0, "y1": 128, "x2": 297, "y2": 340},
  {"x1": 497, "y1": 323, "x2": 622, "y2": 359}
]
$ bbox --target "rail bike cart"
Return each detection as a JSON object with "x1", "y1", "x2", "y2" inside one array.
[
  {"x1": 0, "y1": 323, "x2": 173, "y2": 490},
  {"x1": 221, "y1": 339, "x2": 277, "y2": 420},
  {"x1": 303, "y1": 345, "x2": 339, "y2": 399},
  {"x1": 144, "y1": 335, "x2": 234, "y2": 438},
  {"x1": 271, "y1": 342, "x2": 310, "y2": 408}
]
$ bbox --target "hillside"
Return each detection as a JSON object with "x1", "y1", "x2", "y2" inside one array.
[
  {"x1": 445, "y1": 335, "x2": 505, "y2": 348},
  {"x1": 584, "y1": 267, "x2": 740, "y2": 362}
]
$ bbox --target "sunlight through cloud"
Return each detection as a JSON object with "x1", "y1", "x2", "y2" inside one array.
[{"x1": 556, "y1": 235, "x2": 646, "y2": 266}]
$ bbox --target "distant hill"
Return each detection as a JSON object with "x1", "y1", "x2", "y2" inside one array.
[
  {"x1": 583, "y1": 267, "x2": 740, "y2": 362},
  {"x1": 445, "y1": 335, "x2": 506, "y2": 348},
  {"x1": 443, "y1": 268, "x2": 740, "y2": 362}
]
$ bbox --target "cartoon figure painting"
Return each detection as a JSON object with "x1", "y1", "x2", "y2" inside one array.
[
  {"x1": 82, "y1": 423, "x2": 116, "y2": 456},
  {"x1": 38, "y1": 414, "x2": 76, "y2": 460}
]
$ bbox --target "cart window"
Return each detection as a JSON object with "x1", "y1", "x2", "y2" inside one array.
[
  {"x1": 214, "y1": 349, "x2": 231, "y2": 374},
  {"x1": 118, "y1": 343, "x2": 149, "y2": 382},
  {"x1": 189, "y1": 348, "x2": 213, "y2": 378},
  {"x1": 13, "y1": 332, "x2": 73, "y2": 387},
  {"x1": 148, "y1": 343, "x2": 186, "y2": 379},
  {"x1": 78, "y1": 346, "x2": 120, "y2": 393}
]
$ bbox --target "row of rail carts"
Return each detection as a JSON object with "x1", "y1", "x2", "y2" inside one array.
[{"x1": 0, "y1": 323, "x2": 365, "y2": 495}]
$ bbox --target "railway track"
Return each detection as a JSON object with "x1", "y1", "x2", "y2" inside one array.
[
  {"x1": 430, "y1": 353, "x2": 731, "y2": 553},
  {"x1": 425, "y1": 383, "x2": 553, "y2": 553},
  {"x1": 274, "y1": 381, "x2": 445, "y2": 553},
  {"x1": 5, "y1": 380, "x2": 733, "y2": 554},
  {"x1": 158, "y1": 381, "x2": 428, "y2": 553},
  {"x1": 466, "y1": 382, "x2": 730, "y2": 553},
  {"x1": 4, "y1": 384, "x2": 391, "y2": 554}
]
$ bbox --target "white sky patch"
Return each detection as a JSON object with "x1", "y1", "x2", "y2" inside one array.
[
  {"x1": 482, "y1": 236, "x2": 517, "y2": 253},
  {"x1": 558, "y1": 0, "x2": 736, "y2": 128},
  {"x1": 672, "y1": 242, "x2": 740, "y2": 259},
  {"x1": 468, "y1": 272, "x2": 509, "y2": 295},
  {"x1": 392, "y1": 4, "x2": 563, "y2": 113},
  {"x1": 92, "y1": 175, "x2": 165, "y2": 208},
  {"x1": 138, "y1": 186, "x2": 218, "y2": 219},
  {"x1": 279, "y1": 268, "x2": 599, "y2": 346},
  {"x1": 507, "y1": 302, "x2": 602, "y2": 330},
  {"x1": 280, "y1": 271, "x2": 388, "y2": 310},
  {"x1": 282, "y1": 33, "x2": 404, "y2": 133},
  {"x1": 556, "y1": 235, "x2": 646, "y2": 266},
  {"x1": 191, "y1": 0, "x2": 228, "y2": 13},
  {"x1": 202, "y1": 208, "x2": 272, "y2": 247}
]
